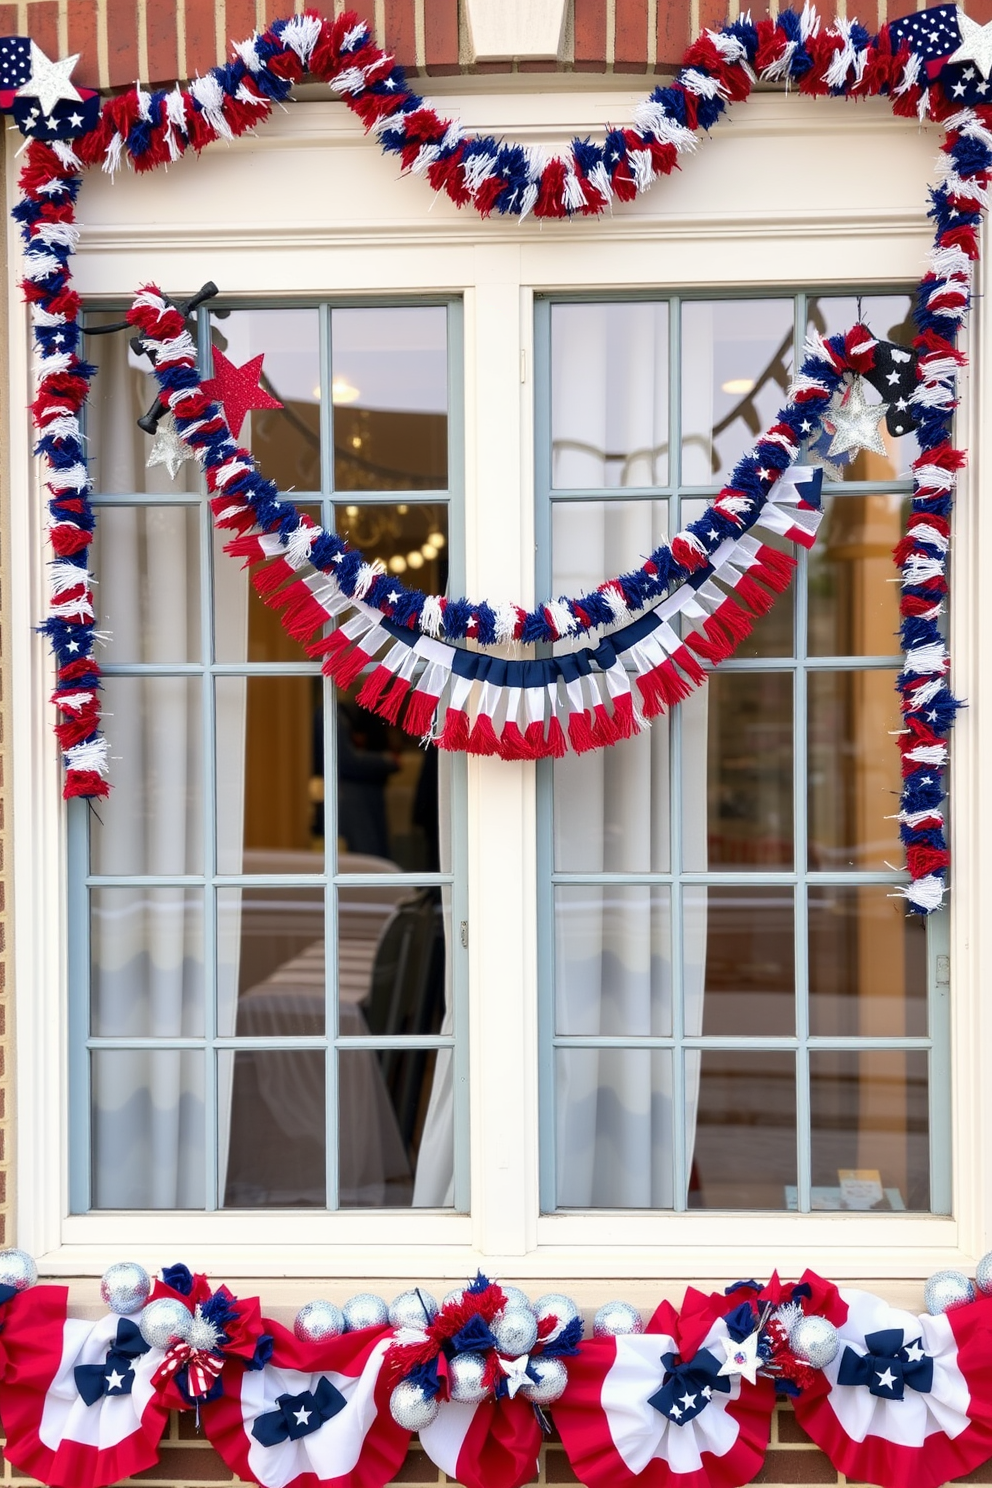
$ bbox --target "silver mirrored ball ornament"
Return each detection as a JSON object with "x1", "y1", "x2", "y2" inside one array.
[
  {"x1": 139, "y1": 1296, "x2": 192, "y2": 1350},
  {"x1": 925, "y1": 1270, "x2": 975, "y2": 1315},
  {"x1": 976, "y1": 1252, "x2": 992, "y2": 1296},
  {"x1": 389, "y1": 1380, "x2": 440, "y2": 1432},
  {"x1": 389, "y1": 1289, "x2": 439, "y2": 1330},
  {"x1": 295, "y1": 1299, "x2": 345, "y2": 1343},
  {"x1": 442, "y1": 1288, "x2": 464, "y2": 1308},
  {"x1": 594, "y1": 1300, "x2": 643, "y2": 1338},
  {"x1": 533, "y1": 1293, "x2": 581, "y2": 1332},
  {"x1": 788, "y1": 1315, "x2": 839, "y2": 1370},
  {"x1": 492, "y1": 1305, "x2": 538, "y2": 1356},
  {"x1": 0, "y1": 1249, "x2": 37, "y2": 1294},
  {"x1": 449, "y1": 1350, "x2": 490, "y2": 1403},
  {"x1": 521, "y1": 1355, "x2": 568, "y2": 1405},
  {"x1": 100, "y1": 1261, "x2": 151, "y2": 1316},
  {"x1": 342, "y1": 1293, "x2": 389, "y2": 1332},
  {"x1": 499, "y1": 1287, "x2": 532, "y2": 1312}
]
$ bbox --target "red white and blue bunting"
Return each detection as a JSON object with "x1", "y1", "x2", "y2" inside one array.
[
  {"x1": 2, "y1": 1255, "x2": 992, "y2": 1488},
  {"x1": 12, "y1": 4, "x2": 978, "y2": 912}
]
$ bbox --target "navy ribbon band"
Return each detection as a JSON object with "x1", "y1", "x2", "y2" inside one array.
[
  {"x1": 252, "y1": 1376, "x2": 347, "y2": 1446},
  {"x1": 74, "y1": 1319, "x2": 150, "y2": 1405},
  {"x1": 837, "y1": 1329, "x2": 933, "y2": 1401}
]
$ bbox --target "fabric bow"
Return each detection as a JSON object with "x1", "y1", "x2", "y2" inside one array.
[
  {"x1": 836, "y1": 1328, "x2": 934, "y2": 1401},
  {"x1": 251, "y1": 1377, "x2": 347, "y2": 1446},
  {"x1": 648, "y1": 1348, "x2": 733, "y2": 1424},
  {"x1": 152, "y1": 1340, "x2": 225, "y2": 1401},
  {"x1": 74, "y1": 1318, "x2": 151, "y2": 1406}
]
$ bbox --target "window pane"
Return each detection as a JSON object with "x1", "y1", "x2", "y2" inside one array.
[
  {"x1": 334, "y1": 502, "x2": 448, "y2": 595},
  {"x1": 222, "y1": 1050, "x2": 326, "y2": 1207},
  {"x1": 680, "y1": 499, "x2": 793, "y2": 657},
  {"x1": 810, "y1": 1050, "x2": 929, "y2": 1211},
  {"x1": 216, "y1": 675, "x2": 323, "y2": 875},
  {"x1": 213, "y1": 504, "x2": 322, "y2": 665},
  {"x1": 681, "y1": 300, "x2": 794, "y2": 486},
  {"x1": 92, "y1": 506, "x2": 201, "y2": 663},
  {"x1": 682, "y1": 672, "x2": 793, "y2": 870},
  {"x1": 339, "y1": 1048, "x2": 449, "y2": 1207},
  {"x1": 808, "y1": 494, "x2": 905, "y2": 656},
  {"x1": 333, "y1": 694, "x2": 447, "y2": 872},
  {"x1": 808, "y1": 669, "x2": 902, "y2": 870},
  {"x1": 332, "y1": 307, "x2": 447, "y2": 491},
  {"x1": 554, "y1": 723, "x2": 671, "y2": 873},
  {"x1": 92, "y1": 1049, "x2": 204, "y2": 1208},
  {"x1": 219, "y1": 886, "x2": 325, "y2": 1038},
  {"x1": 209, "y1": 309, "x2": 321, "y2": 492},
  {"x1": 555, "y1": 1048, "x2": 674, "y2": 1208},
  {"x1": 685, "y1": 886, "x2": 795, "y2": 1038},
  {"x1": 340, "y1": 885, "x2": 448, "y2": 1041},
  {"x1": 688, "y1": 1051, "x2": 796, "y2": 1209},
  {"x1": 91, "y1": 676, "x2": 203, "y2": 875},
  {"x1": 555, "y1": 885, "x2": 672, "y2": 1037},
  {"x1": 551, "y1": 302, "x2": 669, "y2": 489},
  {"x1": 809, "y1": 886, "x2": 927, "y2": 1038},
  {"x1": 91, "y1": 888, "x2": 204, "y2": 1037},
  {"x1": 551, "y1": 499, "x2": 668, "y2": 595}
]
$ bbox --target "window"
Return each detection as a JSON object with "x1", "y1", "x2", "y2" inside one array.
[{"x1": 537, "y1": 291, "x2": 949, "y2": 1217}]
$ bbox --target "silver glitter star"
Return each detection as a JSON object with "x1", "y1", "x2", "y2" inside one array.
[
  {"x1": 825, "y1": 377, "x2": 889, "y2": 459},
  {"x1": 949, "y1": 12, "x2": 992, "y2": 80},
  {"x1": 16, "y1": 44, "x2": 82, "y2": 118},
  {"x1": 146, "y1": 417, "x2": 196, "y2": 481}
]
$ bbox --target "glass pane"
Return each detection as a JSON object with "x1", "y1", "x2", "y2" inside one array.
[
  {"x1": 680, "y1": 498, "x2": 793, "y2": 657},
  {"x1": 808, "y1": 669, "x2": 901, "y2": 870},
  {"x1": 340, "y1": 884, "x2": 448, "y2": 1039},
  {"x1": 339, "y1": 1047, "x2": 449, "y2": 1207},
  {"x1": 808, "y1": 494, "x2": 905, "y2": 656},
  {"x1": 682, "y1": 672, "x2": 793, "y2": 870},
  {"x1": 551, "y1": 499, "x2": 668, "y2": 596},
  {"x1": 91, "y1": 888, "x2": 204, "y2": 1037},
  {"x1": 555, "y1": 885, "x2": 672, "y2": 1037},
  {"x1": 85, "y1": 313, "x2": 202, "y2": 495},
  {"x1": 216, "y1": 675, "x2": 323, "y2": 876},
  {"x1": 208, "y1": 309, "x2": 320, "y2": 492},
  {"x1": 91, "y1": 677, "x2": 203, "y2": 875},
  {"x1": 332, "y1": 307, "x2": 447, "y2": 491},
  {"x1": 810, "y1": 1050, "x2": 929, "y2": 1211},
  {"x1": 92, "y1": 506, "x2": 201, "y2": 663},
  {"x1": 809, "y1": 886, "x2": 927, "y2": 1038},
  {"x1": 91, "y1": 1049, "x2": 204, "y2": 1208},
  {"x1": 332, "y1": 693, "x2": 448, "y2": 872},
  {"x1": 334, "y1": 502, "x2": 448, "y2": 594},
  {"x1": 807, "y1": 294, "x2": 919, "y2": 480},
  {"x1": 213, "y1": 504, "x2": 322, "y2": 664},
  {"x1": 222, "y1": 1050, "x2": 326, "y2": 1207},
  {"x1": 688, "y1": 1051, "x2": 796, "y2": 1209},
  {"x1": 681, "y1": 300, "x2": 794, "y2": 486},
  {"x1": 551, "y1": 302, "x2": 669, "y2": 489},
  {"x1": 684, "y1": 886, "x2": 795, "y2": 1038},
  {"x1": 555, "y1": 1048, "x2": 674, "y2": 1208},
  {"x1": 554, "y1": 722, "x2": 670, "y2": 873},
  {"x1": 219, "y1": 886, "x2": 325, "y2": 1037}
]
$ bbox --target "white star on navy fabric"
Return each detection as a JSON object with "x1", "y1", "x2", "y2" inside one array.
[
  {"x1": 0, "y1": 35, "x2": 32, "y2": 88},
  {"x1": 105, "y1": 1368, "x2": 126, "y2": 1391},
  {"x1": 825, "y1": 377, "x2": 889, "y2": 459},
  {"x1": 875, "y1": 1367, "x2": 898, "y2": 1392},
  {"x1": 886, "y1": 5, "x2": 960, "y2": 65},
  {"x1": 949, "y1": 12, "x2": 992, "y2": 79},
  {"x1": 293, "y1": 1406, "x2": 312, "y2": 1426},
  {"x1": 16, "y1": 43, "x2": 82, "y2": 117},
  {"x1": 679, "y1": 1391, "x2": 697, "y2": 1411},
  {"x1": 904, "y1": 1340, "x2": 925, "y2": 1363}
]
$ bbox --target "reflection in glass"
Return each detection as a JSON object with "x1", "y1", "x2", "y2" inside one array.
[
  {"x1": 219, "y1": 886, "x2": 325, "y2": 1038},
  {"x1": 552, "y1": 500, "x2": 667, "y2": 598},
  {"x1": 339, "y1": 1049, "x2": 442, "y2": 1207},
  {"x1": 222, "y1": 1050, "x2": 326, "y2": 1207},
  {"x1": 810, "y1": 1050, "x2": 929, "y2": 1211},
  {"x1": 554, "y1": 885, "x2": 672, "y2": 1037},
  {"x1": 554, "y1": 722, "x2": 670, "y2": 873},
  {"x1": 808, "y1": 670, "x2": 901, "y2": 870},
  {"x1": 213, "y1": 505, "x2": 322, "y2": 664},
  {"x1": 91, "y1": 677, "x2": 203, "y2": 876},
  {"x1": 209, "y1": 309, "x2": 321, "y2": 492},
  {"x1": 91, "y1": 888, "x2": 204, "y2": 1037},
  {"x1": 334, "y1": 503, "x2": 447, "y2": 598},
  {"x1": 680, "y1": 498, "x2": 792, "y2": 658},
  {"x1": 333, "y1": 307, "x2": 448, "y2": 491},
  {"x1": 688, "y1": 887, "x2": 794, "y2": 1037},
  {"x1": 808, "y1": 494, "x2": 905, "y2": 657},
  {"x1": 681, "y1": 300, "x2": 794, "y2": 486},
  {"x1": 682, "y1": 671, "x2": 793, "y2": 870},
  {"x1": 92, "y1": 1049, "x2": 204, "y2": 1208},
  {"x1": 555, "y1": 1048, "x2": 674, "y2": 1208},
  {"x1": 809, "y1": 886, "x2": 927, "y2": 1038},
  {"x1": 339, "y1": 884, "x2": 447, "y2": 1037},
  {"x1": 93, "y1": 506, "x2": 201, "y2": 663},
  {"x1": 551, "y1": 302, "x2": 669, "y2": 488},
  {"x1": 688, "y1": 1051, "x2": 796, "y2": 1209}
]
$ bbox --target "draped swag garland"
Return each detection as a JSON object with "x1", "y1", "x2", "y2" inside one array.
[{"x1": 15, "y1": 6, "x2": 975, "y2": 914}]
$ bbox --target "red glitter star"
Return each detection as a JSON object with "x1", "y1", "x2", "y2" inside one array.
[{"x1": 202, "y1": 346, "x2": 282, "y2": 439}]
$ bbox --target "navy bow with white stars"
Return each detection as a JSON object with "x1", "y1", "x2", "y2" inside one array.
[
  {"x1": 837, "y1": 1329, "x2": 933, "y2": 1401},
  {"x1": 648, "y1": 1348, "x2": 732, "y2": 1425}
]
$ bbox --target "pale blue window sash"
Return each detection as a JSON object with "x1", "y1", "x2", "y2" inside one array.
[
  {"x1": 534, "y1": 289, "x2": 951, "y2": 1216},
  {"x1": 68, "y1": 296, "x2": 469, "y2": 1214}
]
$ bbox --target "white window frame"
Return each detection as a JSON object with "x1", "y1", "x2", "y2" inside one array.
[{"x1": 6, "y1": 87, "x2": 990, "y2": 1281}]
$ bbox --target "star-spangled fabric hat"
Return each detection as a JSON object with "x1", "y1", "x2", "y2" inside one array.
[
  {"x1": 11, "y1": 91, "x2": 100, "y2": 139},
  {"x1": 887, "y1": 5, "x2": 961, "y2": 72},
  {"x1": 0, "y1": 35, "x2": 32, "y2": 94}
]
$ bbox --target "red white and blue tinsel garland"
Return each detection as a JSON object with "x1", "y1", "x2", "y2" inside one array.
[{"x1": 13, "y1": 5, "x2": 977, "y2": 912}]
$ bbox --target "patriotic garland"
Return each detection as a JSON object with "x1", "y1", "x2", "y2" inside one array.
[
  {"x1": 12, "y1": 5, "x2": 980, "y2": 912},
  {"x1": 3, "y1": 1254, "x2": 992, "y2": 1488}
]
